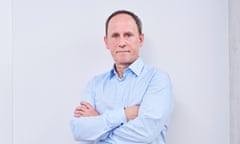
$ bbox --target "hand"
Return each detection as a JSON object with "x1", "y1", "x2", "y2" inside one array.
[
  {"x1": 124, "y1": 105, "x2": 139, "y2": 121},
  {"x1": 74, "y1": 101, "x2": 99, "y2": 117}
]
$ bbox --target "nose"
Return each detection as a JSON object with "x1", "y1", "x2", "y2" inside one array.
[{"x1": 118, "y1": 37, "x2": 126, "y2": 48}]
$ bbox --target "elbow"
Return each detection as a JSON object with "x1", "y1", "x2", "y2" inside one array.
[
  {"x1": 70, "y1": 118, "x2": 92, "y2": 141},
  {"x1": 138, "y1": 129, "x2": 163, "y2": 143},
  {"x1": 141, "y1": 131, "x2": 158, "y2": 143},
  {"x1": 72, "y1": 130, "x2": 83, "y2": 141},
  {"x1": 137, "y1": 119, "x2": 168, "y2": 143},
  {"x1": 71, "y1": 126, "x2": 82, "y2": 141},
  {"x1": 70, "y1": 118, "x2": 84, "y2": 141},
  {"x1": 70, "y1": 118, "x2": 102, "y2": 141}
]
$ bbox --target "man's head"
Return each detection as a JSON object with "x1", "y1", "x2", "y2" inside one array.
[
  {"x1": 104, "y1": 10, "x2": 144, "y2": 67},
  {"x1": 105, "y1": 10, "x2": 143, "y2": 36}
]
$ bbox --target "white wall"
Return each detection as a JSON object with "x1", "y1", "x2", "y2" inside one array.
[
  {"x1": 0, "y1": 0, "x2": 12, "y2": 144},
  {"x1": 1, "y1": 0, "x2": 229, "y2": 144},
  {"x1": 229, "y1": 0, "x2": 240, "y2": 143}
]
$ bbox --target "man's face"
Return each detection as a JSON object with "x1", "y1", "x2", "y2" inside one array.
[{"x1": 104, "y1": 14, "x2": 144, "y2": 66}]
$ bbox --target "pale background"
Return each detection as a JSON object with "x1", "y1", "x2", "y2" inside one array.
[{"x1": 1, "y1": 0, "x2": 236, "y2": 144}]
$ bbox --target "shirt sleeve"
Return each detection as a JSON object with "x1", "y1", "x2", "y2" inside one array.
[
  {"x1": 70, "y1": 77, "x2": 127, "y2": 142},
  {"x1": 109, "y1": 71, "x2": 174, "y2": 143},
  {"x1": 70, "y1": 110, "x2": 126, "y2": 141}
]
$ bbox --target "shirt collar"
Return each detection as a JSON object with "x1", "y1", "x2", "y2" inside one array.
[
  {"x1": 109, "y1": 57, "x2": 144, "y2": 78},
  {"x1": 129, "y1": 57, "x2": 144, "y2": 76}
]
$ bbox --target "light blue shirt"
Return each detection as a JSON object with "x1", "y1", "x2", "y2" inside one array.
[{"x1": 70, "y1": 58, "x2": 174, "y2": 144}]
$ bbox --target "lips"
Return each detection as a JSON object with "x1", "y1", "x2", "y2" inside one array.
[{"x1": 116, "y1": 50, "x2": 130, "y2": 53}]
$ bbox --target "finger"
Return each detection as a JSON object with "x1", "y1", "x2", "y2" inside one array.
[
  {"x1": 74, "y1": 106, "x2": 86, "y2": 116},
  {"x1": 75, "y1": 105, "x2": 82, "y2": 110},
  {"x1": 74, "y1": 108, "x2": 84, "y2": 114},
  {"x1": 74, "y1": 110, "x2": 82, "y2": 117},
  {"x1": 76, "y1": 105, "x2": 88, "y2": 111},
  {"x1": 74, "y1": 109, "x2": 87, "y2": 117},
  {"x1": 80, "y1": 101, "x2": 93, "y2": 109},
  {"x1": 74, "y1": 113, "x2": 81, "y2": 117}
]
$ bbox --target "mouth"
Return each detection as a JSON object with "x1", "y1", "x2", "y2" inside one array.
[{"x1": 116, "y1": 50, "x2": 130, "y2": 53}]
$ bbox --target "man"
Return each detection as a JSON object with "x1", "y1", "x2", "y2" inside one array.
[{"x1": 70, "y1": 10, "x2": 174, "y2": 144}]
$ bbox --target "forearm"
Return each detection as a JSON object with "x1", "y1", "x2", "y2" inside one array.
[
  {"x1": 111, "y1": 113, "x2": 171, "y2": 143},
  {"x1": 70, "y1": 115, "x2": 108, "y2": 141},
  {"x1": 70, "y1": 108, "x2": 126, "y2": 141},
  {"x1": 111, "y1": 71, "x2": 174, "y2": 143}
]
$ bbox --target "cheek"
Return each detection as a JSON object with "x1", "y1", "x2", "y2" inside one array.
[
  {"x1": 130, "y1": 41, "x2": 140, "y2": 49},
  {"x1": 108, "y1": 41, "x2": 118, "y2": 50}
]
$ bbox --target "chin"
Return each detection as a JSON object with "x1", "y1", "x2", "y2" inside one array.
[
  {"x1": 115, "y1": 57, "x2": 134, "y2": 65},
  {"x1": 117, "y1": 60, "x2": 133, "y2": 66}
]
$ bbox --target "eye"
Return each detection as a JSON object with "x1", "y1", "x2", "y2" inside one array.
[
  {"x1": 111, "y1": 33, "x2": 119, "y2": 38},
  {"x1": 124, "y1": 32, "x2": 133, "y2": 38}
]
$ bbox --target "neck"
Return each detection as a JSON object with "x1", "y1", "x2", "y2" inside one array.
[{"x1": 115, "y1": 63, "x2": 129, "y2": 78}]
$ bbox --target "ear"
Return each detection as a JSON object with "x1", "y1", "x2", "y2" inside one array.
[
  {"x1": 104, "y1": 36, "x2": 109, "y2": 50},
  {"x1": 139, "y1": 33, "x2": 144, "y2": 47}
]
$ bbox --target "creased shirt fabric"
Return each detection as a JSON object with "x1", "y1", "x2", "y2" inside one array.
[{"x1": 70, "y1": 58, "x2": 174, "y2": 144}]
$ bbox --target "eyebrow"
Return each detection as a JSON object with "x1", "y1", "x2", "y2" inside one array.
[
  {"x1": 124, "y1": 32, "x2": 134, "y2": 36},
  {"x1": 110, "y1": 32, "x2": 134, "y2": 37}
]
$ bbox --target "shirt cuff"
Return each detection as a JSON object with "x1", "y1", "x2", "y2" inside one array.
[{"x1": 102, "y1": 108, "x2": 127, "y2": 129}]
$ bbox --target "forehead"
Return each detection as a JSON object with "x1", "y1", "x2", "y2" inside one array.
[
  {"x1": 108, "y1": 14, "x2": 137, "y2": 30},
  {"x1": 109, "y1": 13, "x2": 135, "y2": 22}
]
